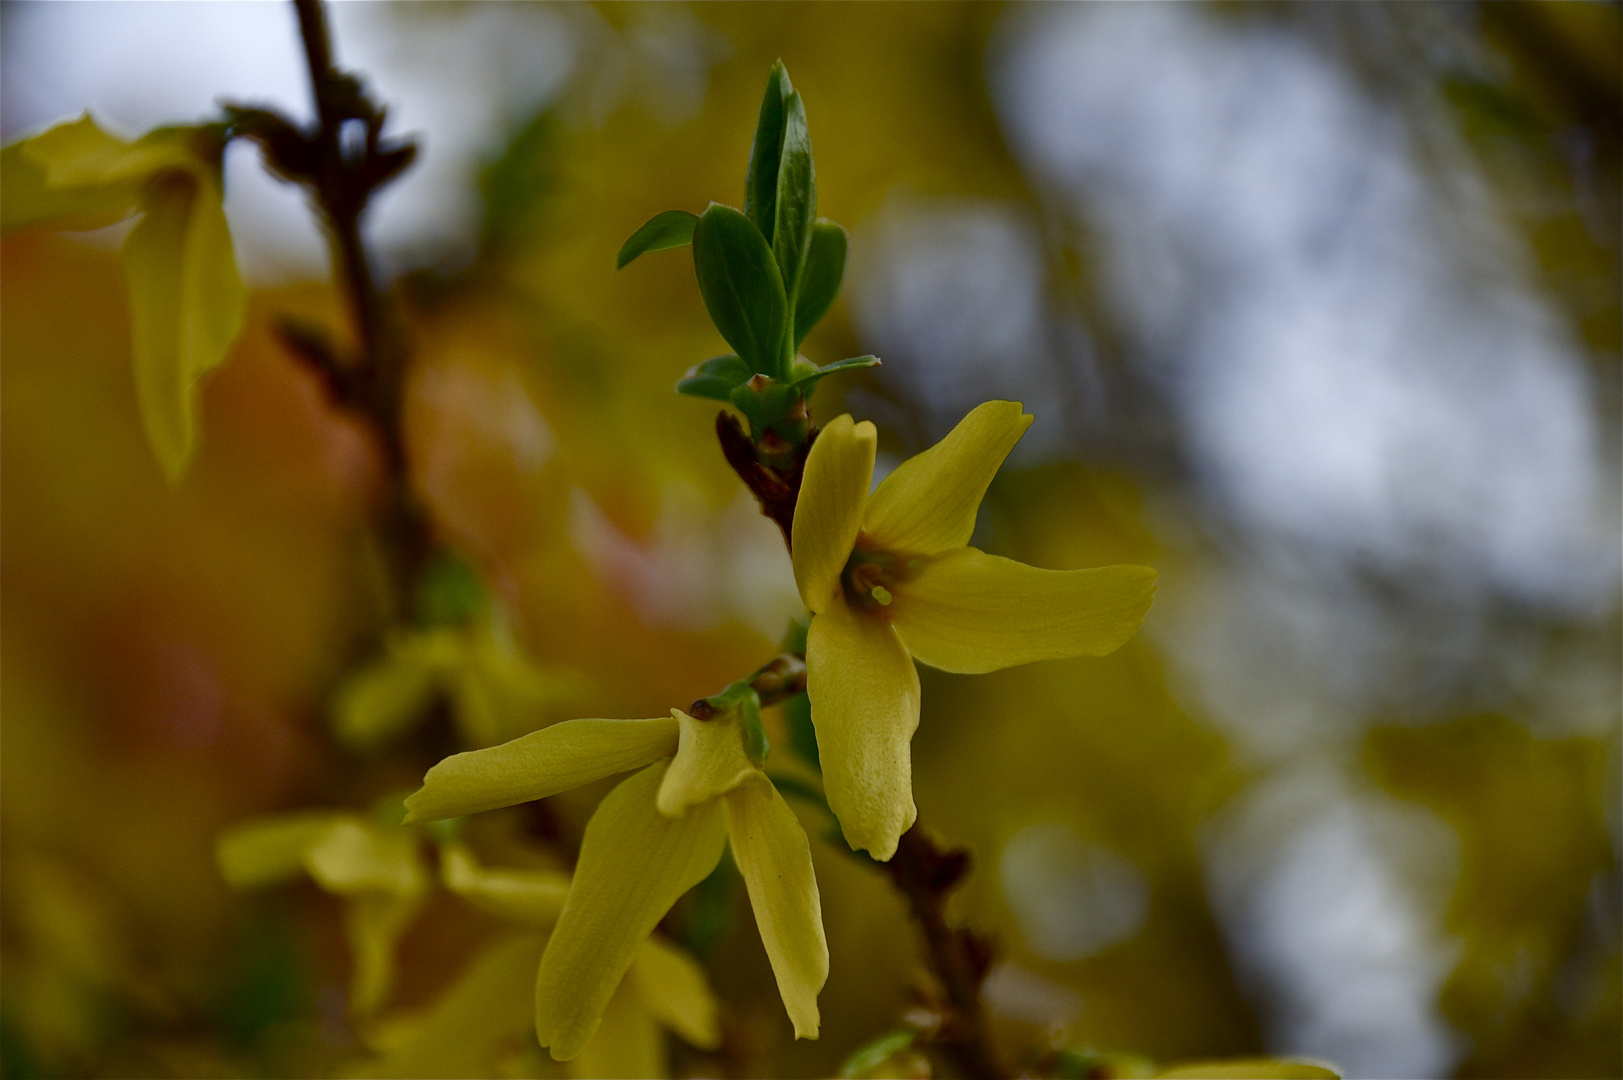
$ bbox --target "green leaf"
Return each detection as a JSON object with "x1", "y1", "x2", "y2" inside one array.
[
  {"x1": 743, "y1": 61, "x2": 792, "y2": 241},
  {"x1": 120, "y1": 166, "x2": 247, "y2": 483},
  {"x1": 838, "y1": 1028, "x2": 920, "y2": 1079},
  {"x1": 794, "y1": 221, "x2": 847, "y2": 346},
  {"x1": 413, "y1": 552, "x2": 490, "y2": 626},
  {"x1": 728, "y1": 375, "x2": 802, "y2": 438},
  {"x1": 790, "y1": 355, "x2": 880, "y2": 397},
  {"x1": 740, "y1": 692, "x2": 770, "y2": 766},
  {"x1": 772, "y1": 91, "x2": 815, "y2": 309},
  {"x1": 675, "y1": 354, "x2": 752, "y2": 401},
  {"x1": 615, "y1": 209, "x2": 699, "y2": 269},
  {"x1": 692, "y1": 203, "x2": 788, "y2": 377}
]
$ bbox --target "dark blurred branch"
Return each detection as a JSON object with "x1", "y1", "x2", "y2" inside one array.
[
  {"x1": 884, "y1": 826, "x2": 1004, "y2": 1080},
  {"x1": 226, "y1": 0, "x2": 430, "y2": 615}
]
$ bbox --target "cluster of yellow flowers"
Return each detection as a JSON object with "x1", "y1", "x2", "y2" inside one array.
[{"x1": 403, "y1": 399, "x2": 1158, "y2": 1059}]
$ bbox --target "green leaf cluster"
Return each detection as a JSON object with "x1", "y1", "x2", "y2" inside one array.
[{"x1": 616, "y1": 62, "x2": 878, "y2": 443}]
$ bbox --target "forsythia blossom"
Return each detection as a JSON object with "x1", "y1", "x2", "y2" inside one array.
[
  {"x1": 403, "y1": 705, "x2": 828, "y2": 1060},
  {"x1": 2, "y1": 114, "x2": 246, "y2": 481},
  {"x1": 791, "y1": 401, "x2": 1158, "y2": 860},
  {"x1": 216, "y1": 811, "x2": 427, "y2": 1019},
  {"x1": 358, "y1": 843, "x2": 719, "y2": 1079}
]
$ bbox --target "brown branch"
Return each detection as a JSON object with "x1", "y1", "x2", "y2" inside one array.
[
  {"x1": 716, "y1": 410, "x2": 814, "y2": 550},
  {"x1": 229, "y1": 0, "x2": 431, "y2": 615},
  {"x1": 884, "y1": 826, "x2": 1004, "y2": 1079},
  {"x1": 749, "y1": 653, "x2": 806, "y2": 708}
]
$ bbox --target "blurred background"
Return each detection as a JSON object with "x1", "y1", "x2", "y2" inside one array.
[{"x1": 2, "y1": 2, "x2": 1618, "y2": 1078}]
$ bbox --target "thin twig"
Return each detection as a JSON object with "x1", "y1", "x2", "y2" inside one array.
[
  {"x1": 884, "y1": 827, "x2": 1005, "y2": 1079},
  {"x1": 234, "y1": 0, "x2": 432, "y2": 615}
]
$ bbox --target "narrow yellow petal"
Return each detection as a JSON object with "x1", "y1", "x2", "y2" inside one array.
[
  {"x1": 791, "y1": 414, "x2": 877, "y2": 613},
  {"x1": 629, "y1": 934, "x2": 722, "y2": 1050},
  {"x1": 440, "y1": 842, "x2": 571, "y2": 928},
  {"x1": 15, "y1": 113, "x2": 131, "y2": 187},
  {"x1": 215, "y1": 812, "x2": 345, "y2": 889},
  {"x1": 352, "y1": 933, "x2": 543, "y2": 1080},
  {"x1": 656, "y1": 708, "x2": 758, "y2": 818},
  {"x1": 567, "y1": 978, "x2": 664, "y2": 1080},
  {"x1": 805, "y1": 594, "x2": 919, "y2": 861},
  {"x1": 120, "y1": 165, "x2": 246, "y2": 482},
  {"x1": 863, "y1": 401, "x2": 1032, "y2": 556},
  {"x1": 891, "y1": 548, "x2": 1157, "y2": 674},
  {"x1": 121, "y1": 175, "x2": 196, "y2": 481},
  {"x1": 534, "y1": 762, "x2": 727, "y2": 1061},
  {"x1": 403, "y1": 716, "x2": 679, "y2": 823},
  {"x1": 304, "y1": 820, "x2": 427, "y2": 898},
  {"x1": 345, "y1": 892, "x2": 422, "y2": 1019},
  {"x1": 2, "y1": 118, "x2": 138, "y2": 232},
  {"x1": 95, "y1": 126, "x2": 210, "y2": 187},
  {"x1": 725, "y1": 778, "x2": 828, "y2": 1038}
]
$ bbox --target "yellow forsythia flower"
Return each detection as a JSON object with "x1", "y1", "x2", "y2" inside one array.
[
  {"x1": 332, "y1": 621, "x2": 579, "y2": 752},
  {"x1": 356, "y1": 843, "x2": 720, "y2": 1080},
  {"x1": 790, "y1": 401, "x2": 1159, "y2": 859},
  {"x1": 216, "y1": 811, "x2": 427, "y2": 1019},
  {"x1": 2, "y1": 113, "x2": 246, "y2": 481},
  {"x1": 403, "y1": 708, "x2": 828, "y2": 1060}
]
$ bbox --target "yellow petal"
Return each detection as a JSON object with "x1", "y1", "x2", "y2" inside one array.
[
  {"x1": 1, "y1": 116, "x2": 138, "y2": 232},
  {"x1": 352, "y1": 933, "x2": 544, "y2": 1079},
  {"x1": 534, "y1": 762, "x2": 727, "y2": 1061},
  {"x1": 629, "y1": 934, "x2": 722, "y2": 1050},
  {"x1": 657, "y1": 708, "x2": 759, "y2": 817},
  {"x1": 567, "y1": 977, "x2": 664, "y2": 1080},
  {"x1": 16, "y1": 113, "x2": 132, "y2": 183},
  {"x1": 303, "y1": 820, "x2": 427, "y2": 898},
  {"x1": 440, "y1": 842, "x2": 571, "y2": 928},
  {"x1": 403, "y1": 716, "x2": 679, "y2": 824},
  {"x1": 345, "y1": 892, "x2": 422, "y2": 1019},
  {"x1": 891, "y1": 548, "x2": 1157, "y2": 674},
  {"x1": 863, "y1": 401, "x2": 1032, "y2": 556},
  {"x1": 95, "y1": 126, "x2": 210, "y2": 187},
  {"x1": 792, "y1": 414, "x2": 877, "y2": 613},
  {"x1": 806, "y1": 594, "x2": 919, "y2": 861},
  {"x1": 215, "y1": 812, "x2": 346, "y2": 889},
  {"x1": 725, "y1": 778, "x2": 828, "y2": 1038},
  {"x1": 120, "y1": 166, "x2": 247, "y2": 482}
]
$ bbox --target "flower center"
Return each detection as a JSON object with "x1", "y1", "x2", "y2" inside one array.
[{"x1": 840, "y1": 541, "x2": 912, "y2": 613}]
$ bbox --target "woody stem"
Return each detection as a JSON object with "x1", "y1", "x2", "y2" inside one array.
[{"x1": 287, "y1": 0, "x2": 434, "y2": 616}]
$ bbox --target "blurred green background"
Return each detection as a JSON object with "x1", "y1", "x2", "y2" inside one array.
[{"x1": 2, "y1": 3, "x2": 1618, "y2": 1078}]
